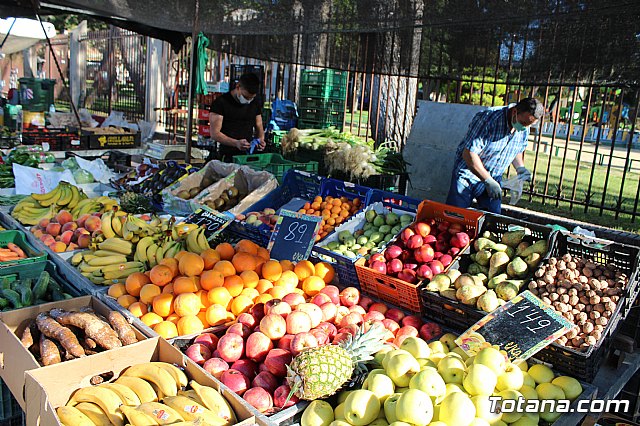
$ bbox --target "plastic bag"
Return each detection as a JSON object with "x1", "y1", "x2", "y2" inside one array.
[
  {"x1": 74, "y1": 156, "x2": 116, "y2": 184},
  {"x1": 501, "y1": 176, "x2": 524, "y2": 205},
  {"x1": 12, "y1": 163, "x2": 77, "y2": 194},
  {"x1": 61, "y1": 157, "x2": 80, "y2": 170},
  {"x1": 73, "y1": 168, "x2": 95, "y2": 184}
]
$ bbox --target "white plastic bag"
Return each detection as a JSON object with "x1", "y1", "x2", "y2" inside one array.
[
  {"x1": 12, "y1": 163, "x2": 77, "y2": 195},
  {"x1": 501, "y1": 176, "x2": 524, "y2": 205},
  {"x1": 74, "y1": 156, "x2": 117, "y2": 184}
]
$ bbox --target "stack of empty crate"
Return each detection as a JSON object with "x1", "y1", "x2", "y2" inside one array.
[{"x1": 298, "y1": 69, "x2": 347, "y2": 130}]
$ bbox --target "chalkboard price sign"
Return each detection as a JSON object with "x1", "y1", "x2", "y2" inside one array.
[
  {"x1": 455, "y1": 290, "x2": 575, "y2": 361},
  {"x1": 268, "y1": 209, "x2": 322, "y2": 262},
  {"x1": 183, "y1": 206, "x2": 233, "y2": 240}
]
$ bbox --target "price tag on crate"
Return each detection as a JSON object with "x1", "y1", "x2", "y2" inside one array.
[
  {"x1": 183, "y1": 205, "x2": 233, "y2": 241},
  {"x1": 455, "y1": 290, "x2": 575, "y2": 362},
  {"x1": 268, "y1": 209, "x2": 322, "y2": 262}
]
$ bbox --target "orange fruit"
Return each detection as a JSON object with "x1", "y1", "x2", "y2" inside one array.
[
  {"x1": 165, "y1": 313, "x2": 180, "y2": 324},
  {"x1": 174, "y1": 292, "x2": 201, "y2": 317},
  {"x1": 213, "y1": 260, "x2": 236, "y2": 277},
  {"x1": 235, "y1": 240, "x2": 259, "y2": 256},
  {"x1": 140, "y1": 312, "x2": 163, "y2": 328},
  {"x1": 196, "y1": 289, "x2": 210, "y2": 309},
  {"x1": 206, "y1": 304, "x2": 231, "y2": 326},
  {"x1": 174, "y1": 250, "x2": 189, "y2": 262},
  {"x1": 215, "y1": 242, "x2": 235, "y2": 261},
  {"x1": 154, "y1": 321, "x2": 179, "y2": 339},
  {"x1": 201, "y1": 248, "x2": 221, "y2": 269},
  {"x1": 254, "y1": 261, "x2": 265, "y2": 278},
  {"x1": 152, "y1": 293, "x2": 175, "y2": 317},
  {"x1": 173, "y1": 276, "x2": 198, "y2": 294},
  {"x1": 302, "y1": 275, "x2": 326, "y2": 296},
  {"x1": 256, "y1": 279, "x2": 274, "y2": 294},
  {"x1": 240, "y1": 270, "x2": 260, "y2": 289},
  {"x1": 197, "y1": 310, "x2": 210, "y2": 327},
  {"x1": 193, "y1": 276, "x2": 202, "y2": 290},
  {"x1": 159, "y1": 258, "x2": 179, "y2": 278},
  {"x1": 240, "y1": 287, "x2": 260, "y2": 301},
  {"x1": 162, "y1": 283, "x2": 174, "y2": 294},
  {"x1": 256, "y1": 247, "x2": 271, "y2": 262},
  {"x1": 261, "y1": 260, "x2": 282, "y2": 282},
  {"x1": 125, "y1": 272, "x2": 151, "y2": 296},
  {"x1": 232, "y1": 252, "x2": 257, "y2": 273},
  {"x1": 230, "y1": 295, "x2": 253, "y2": 316},
  {"x1": 179, "y1": 252, "x2": 205, "y2": 277},
  {"x1": 149, "y1": 265, "x2": 173, "y2": 287},
  {"x1": 255, "y1": 293, "x2": 273, "y2": 304},
  {"x1": 108, "y1": 283, "x2": 127, "y2": 298},
  {"x1": 224, "y1": 275, "x2": 244, "y2": 297},
  {"x1": 139, "y1": 284, "x2": 161, "y2": 304},
  {"x1": 200, "y1": 269, "x2": 225, "y2": 290},
  {"x1": 314, "y1": 262, "x2": 335, "y2": 284},
  {"x1": 117, "y1": 294, "x2": 138, "y2": 309},
  {"x1": 177, "y1": 315, "x2": 204, "y2": 336},
  {"x1": 128, "y1": 302, "x2": 148, "y2": 318},
  {"x1": 269, "y1": 286, "x2": 289, "y2": 300},
  {"x1": 207, "y1": 287, "x2": 233, "y2": 309},
  {"x1": 294, "y1": 260, "x2": 315, "y2": 281},
  {"x1": 280, "y1": 259, "x2": 294, "y2": 272},
  {"x1": 275, "y1": 270, "x2": 299, "y2": 289}
]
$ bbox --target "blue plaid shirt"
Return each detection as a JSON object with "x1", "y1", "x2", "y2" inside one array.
[{"x1": 452, "y1": 106, "x2": 529, "y2": 186}]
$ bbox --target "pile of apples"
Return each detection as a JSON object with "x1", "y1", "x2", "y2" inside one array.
[
  {"x1": 235, "y1": 208, "x2": 279, "y2": 231},
  {"x1": 29, "y1": 211, "x2": 100, "y2": 253},
  {"x1": 366, "y1": 219, "x2": 471, "y2": 285},
  {"x1": 302, "y1": 334, "x2": 585, "y2": 426},
  {"x1": 182, "y1": 286, "x2": 443, "y2": 414}
]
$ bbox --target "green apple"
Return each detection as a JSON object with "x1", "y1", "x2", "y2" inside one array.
[
  {"x1": 428, "y1": 352, "x2": 446, "y2": 367},
  {"x1": 536, "y1": 382, "x2": 565, "y2": 400},
  {"x1": 365, "y1": 373, "x2": 396, "y2": 403},
  {"x1": 329, "y1": 421, "x2": 351, "y2": 426},
  {"x1": 473, "y1": 347, "x2": 506, "y2": 375},
  {"x1": 451, "y1": 346, "x2": 470, "y2": 360},
  {"x1": 334, "y1": 403, "x2": 345, "y2": 420},
  {"x1": 337, "y1": 390, "x2": 353, "y2": 404},
  {"x1": 418, "y1": 358, "x2": 437, "y2": 370},
  {"x1": 374, "y1": 346, "x2": 395, "y2": 367},
  {"x1": 363, "y1": 369, "x2": 388, "y2": 389},
  {"x1": 463, "y1": 364, "x2": 497, "y2": 396},
  {"x1": 400, "y1": 337, "x2": 431, "y2": 359},
  {"x1": 513, "y1": 359, "x2": 528, "y2": 372},
  {"x1": 470, "y1": 418, "x2": 490, "y2": 426},
  {"x1": 428, "y1": 341, "x2": 448, "y2": 354},
  {"x1": 383, "y1": 349, "x2": 412, "y2": 370},
  {"x1": 539, "y1": 406, "x2": 561, "y2": 423},
  {"x1": 439, "y1": 392, "x2": 476, "y2": 426},
  {"x1": 386, "y1": 353, "x2": 421, "y2": 387},
  {"x1": 445, "y1": 351, "x2": 463, "y2": 360},
  {"x1": 521, "y1": 372, "x2": 535, "y2": 388},
  {"x1": 344, "y1": 389, "x2": 380, "y2": 426},
  {"x1": 497, "y1": 389, "x2": 524, "y2": 423},
  {"x1": 384, "y1": 393, "x2": 402, "y2": 424},
  {"x1": 510, "y1": 412, "x2": 539, "y2": 426},
  {"x1": 302, "y1": 400, "x2": 334, "y2": 426},
  {"x1": 445, "y1": 383, "x2": 464, "y2": 395},
  {"x1": 440, "y1": 333, "x2": 458, "y2": 351},
  {"x1": 369, "y1": 419, "x2": 389, "y2": 426},
  {"x1": 552, "y1": 376, "x2": 583, "y2": 401},
  {"x1": 496, "y1": 363, "x2": 524, "y2": 391},
  {"x1": 471, "y1": 395, "x2": 502, "y2": 424},
  {"x1": 437, "y1": 355, "x2": 467, "y2": 384},
  {"x1": 465, "y1": 356, "x2": 476, "y2": 367},
  {"x1": 409, "y1": 368, "x2": 446, "y2": 401},
  {"x1": 396, "y1": 389, "x2": 434, "y2": 426},
  {"x1": 519, "y1": 385, "x2": 538, "y2": 401},
  {"x1": 527, "y1": 364, "x2": 554, "y2": 384}
]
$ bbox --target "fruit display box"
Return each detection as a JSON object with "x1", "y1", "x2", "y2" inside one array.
[
  {"x1": 355, "y1": 200, "x2": 484, "y2": 313},
  {"x1": 0, "y1": 295, "x2": 149, "y2": 409},
  {"x1": 420, "y1": 213, "x2": 558, "y2": 331},
  {"x1": 23, "y1": 337, "x2": 257, "y2": 426},
  {"x1": 312, "y1": 202, "x2": 417, "y2": 288}
]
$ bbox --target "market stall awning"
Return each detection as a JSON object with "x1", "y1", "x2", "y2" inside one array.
[{"x1": 0, "y1": 17, "x2": 56, "y2": 54}]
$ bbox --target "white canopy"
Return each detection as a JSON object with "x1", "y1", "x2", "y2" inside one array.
[{"x1": 0, "y1": 18, "x2": 56, "y2": 55}]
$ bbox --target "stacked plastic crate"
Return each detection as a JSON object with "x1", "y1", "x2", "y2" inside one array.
[{"x1": 298, "y1": 69, "x2": 347, "y2": 130}]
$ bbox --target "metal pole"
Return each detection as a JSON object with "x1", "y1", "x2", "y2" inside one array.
[{"x1": 185, "y1": 0, "x2": 200, "y2": 163}]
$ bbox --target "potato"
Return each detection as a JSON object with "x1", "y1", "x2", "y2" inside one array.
[
  {"x1": 596, "y1": 317, "x2": 608, "y2": 326},
  {"x1": 582, "y1": 323, "x2": 594, "y2": 334}
]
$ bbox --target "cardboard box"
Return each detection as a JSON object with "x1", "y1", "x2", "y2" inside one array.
[
  {"x1": 82, "y1": 130, "x2": 141, "y2": 149},
  {"x1": 0, "y1": 295, "x2": 148, "y2": 409},
  {"x1": 24, "y1": 337, "x2": 256, "y2": 426}
]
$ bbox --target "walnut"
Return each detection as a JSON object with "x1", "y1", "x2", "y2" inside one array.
[
  {"x1": 590, "y1": 295, "x2": 601, "y2": 305},
  {"x1": 593, "y1": 303, "x2": 605, "y2": 313},
  {"x1": 563, "y1": 312, "x2": 574, "y2": 321},
  {"x1": 566, "y1": 328, "x2": 579, "y2": 339},
  {"x1": 605, "y1": 301, "x2": 616, "y2": 312},
  {"x1": 585, "y1": 260, "x2": 597, "y2": 269},
  {"x1": 603, "y1": 310, "x2": 613, "y2": 318},
  {"x1": 540, "y1": 291, "x2": 550, "y2": 298},
  {"x1": 560, "y1": 294, "x2": 569, "y2": 304},
  {"x1": 611, "y1": 296, "x2": 620, "y2": 303},
  {"x1": 569, "y1": 295, "x2": 579, "y2": 306},
  {"x1": 571, "y1": 308, "x2": 580, "y2": 316},
  {"x1": 585, "y1": 305, "x2": 593, "y2": 313},
  {"x1": 605, "y1": 288, "x2": 621, "y2": 296},
  {"x1": 528, "y1": 281, "x2": 538, "y2": 291},
  {"x1": 530, "y1": 289, "x2": 539, "y2": 296},
  {"x1": 544, "y1": 274, "x2": 555, "y2": 285},
  {"x1": 600, "y1": 280, "x2": 609, "y2": 289},
  {"x1": 603, "y1": 270, "x2": 613, "y2": 279},
  {"x1": 582, "y1": 267, "x2": 593, "y2": 277},
  {"x1": 587, "y1": 289, "x2": 597, "y2": 298},
  {"x1": 601, "y1": 296, "x2": 611, "y2": 303},
  {"x1": 548, "y1": 285, "x2": 557, "y2": 293},
  {"x1": 592, "y1": 330, "x2": 602, "y2": 341},
  {"x1": 585, "y1": 336, "x2": 597, "y2": 346},
  {"x1": 569, "y1": 288, "x2": 578, "y2": 296},
  {"x1": 576, "y1": 303, "x2": 586, "y2": 311},
  {"x1": 571, "y1": 337, "x2": 585, "y2": 346},
  {"x1": 593, "y1": 268, "x2": 603, "y2": 278},
  {"x1": 589, "y1": 310, "x2": 601, "y2": 319},
  {"x1": 562, "y1": 254, "x2": 573, "y2": 263},
  {"x1": 549, "y1": 257, "x2": 558, "y2": 266},
  {"x1": 534, "y1": 269, "x2": 545, "y2": 278},
  {"x1": 583, "y1": 322, "x2": 595, "y2": 333},
  {"x1": 557, "y1": 336, "x2": 568, "y2": 345},
  {"x1": 558, "y1": 261, "x2": 567, "y2": 271},
  {"x1": 568, "y1": 261, "x2": 577, "y2": 270},
  {"x1": 578, "y1": 276, "x2": 589, "y2": 285},
  {"x1": 596, "y1": 317, "x2": 608, "y2": 326},
  {"x1": 577, "y1": 312, "x2": 588, "y2": 323},
  {"x1": 542, "y1": 297, "x2": 552, "y2": 305},
  {"x1": 594, "y1": 324, "x2": 604, "y2": 332},
  {"x1": 579, "y1": 296, "x2": 590, "y2": 305},
  {"x1": 557, "y1": 287, "x2": 568, "y2": 294},
  {"x1": 550, "y1": 293, "x2": 560, "y2": 302}
]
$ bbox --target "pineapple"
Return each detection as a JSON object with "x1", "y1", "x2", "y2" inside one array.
[{"x1": 286, "y1": 324, "x2": 387, "y2": 400}]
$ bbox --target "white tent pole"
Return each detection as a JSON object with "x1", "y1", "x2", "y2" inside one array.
[{"x1": 184, "y1": 0, "x2": 200, "y2": 163}]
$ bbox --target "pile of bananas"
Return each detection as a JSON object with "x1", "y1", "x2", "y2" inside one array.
[
  {"x1": 12, "y1": 182, "x2": 86, "y2": 225},
  {"x1": 72, "y1": 238, "x2": 144, "y2": 285},
  {"x1": 101, "y1": 211, "x2": 162, "y2": 243},
  {"x1": 71, "y1": 196, "x2": 119, "y2": 219},
  {"x1": 57, "y1": 361, "x2": 238, "y2": 426}
]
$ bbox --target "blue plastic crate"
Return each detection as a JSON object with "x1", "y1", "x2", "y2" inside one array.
[
  {"x1": 366, "y1": 189, "x2": 422, "y2": 213},
  {"x1": 319, "y1": 177, "x2": 371, "y2": 207}
]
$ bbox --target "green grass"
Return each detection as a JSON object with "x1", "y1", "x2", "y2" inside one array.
[{"x1": 514, "y1": 149, "x2": 640, "y2": 231}]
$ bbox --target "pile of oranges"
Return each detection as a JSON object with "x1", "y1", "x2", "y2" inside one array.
[
  {"x1": 107, "y1": 239, "x2": 335, "y2": 339},
  {"x1": 297, "y1": 195, "x2": 362, "y2": 241}
]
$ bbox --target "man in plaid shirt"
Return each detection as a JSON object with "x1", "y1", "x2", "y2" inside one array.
[{"x1": 446, "y1": 98, "x2": 544, "y2": 214}]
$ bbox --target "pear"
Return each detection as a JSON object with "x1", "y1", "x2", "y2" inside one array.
[
  {"x1": 426, "y1": 274, "x2": 452, "y2": 292},
  {"x1": 525, "y1": 253, "x2": 542, "y2": 269},
  {"x1": 477, "y1": 290, "x2": 500, "y2": 313},
  {"x1": 501, "y1": 230, "x2": 526, "y2": 248},
  {"x1": 496, "y1": 281, "x2": 520, "y2": 301},
  {"x1": 506, "y1": 257, "x2": 528, "y2": 278},
  {"x1": 515, "y1": 242, "x2": 530, "y2": 256},
  {"x1": 475, "y1": 250, "x2": 492, "y2": 267},
  {"x1": 519, "y1": 240, "x2": 548, "y2": 257},
  {"x1": 488, "y1": 252, "x2": 510, "y2": 279},
  {"x1": 487, "y1": 273, "x2": 508, "y2": 289},
  {"x1": 456, "y1": 284, "x2": 486, "y2": 306},
  {"x1": 474, "y1": 238, "x2": 496, "y2": 252}
]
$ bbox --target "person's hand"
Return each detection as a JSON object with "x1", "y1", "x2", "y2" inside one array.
[
  {"x1": 516, "y1": 166, "x2": 532, "y2": 181},
  {"x1": 235, "y1": 139, "x2": 251, "y2": 151},
  {"x1": 484, "y1": 177, "x2": 502, "y2": 200},
  {"x1": 257, "y1": 137, "x2": 266, "y2": 151}
]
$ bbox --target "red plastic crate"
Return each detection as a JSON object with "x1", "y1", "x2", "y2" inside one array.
[{"x1": 355, "y1": 200, "x2": 484, "y2": 313}]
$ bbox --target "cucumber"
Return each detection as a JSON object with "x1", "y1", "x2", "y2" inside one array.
[
  {"x1": 32, "y1": 271, "x2": 50, "y2": 300},
  {"x1": 18, "y1": 279, "x2": 33, "y2": 307},
  {"x1": 0, "y1": 289, "x2": 22, "y2": 309}
]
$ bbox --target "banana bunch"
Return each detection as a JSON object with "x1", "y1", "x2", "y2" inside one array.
[
  {"x1": 31, "y1": 181, "x2": 86, "y2": 209},
  {"x1": 100, "y1": 208, "x2": 128, "y2": 239},
  {"x1": 133, "y1": 237, "x2": 185, "y2": 269},
  {"x1": 122, "y1": 215, "x2": 163, "y2": 243},
  {"x1": 71, "y1": 196, "x2": 119, "y2": 220},
  {"x1": 172, "y1": 222, "x2": 199, "y2": 239},
  {"x1": 185, "y1": 227, "x2": 210, "y2": 255},
  {"x1": 11, "y1": 197, "x2": 57, "y2": 225},
  {"x1": 72, "y1": 238, "x2": 141, "y2": 285},
  {"x1": 61, "y1": 362, "x2": 237, "y2": 426}
]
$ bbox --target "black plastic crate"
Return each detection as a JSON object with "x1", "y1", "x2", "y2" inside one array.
[{"x1": 21, "y1": 127, "x2": 85, "y2": 151}]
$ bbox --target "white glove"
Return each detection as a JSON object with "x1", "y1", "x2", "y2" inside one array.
[
  {"x1": 516, "y1": 166, "x2": 532, "y2": 181},
  {"x1": 484, "y1": 177, "x2": 502, "y2": 200}
]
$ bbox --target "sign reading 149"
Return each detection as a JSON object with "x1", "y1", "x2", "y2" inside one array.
[{"x1": 268, "y1": 209, "x2": 322, "y2": 262}]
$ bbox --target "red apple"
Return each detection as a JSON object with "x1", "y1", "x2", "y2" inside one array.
[
  {"x1": 370, "y1": 261, "x2": 387, "y2": 274},
  {"x1": 387, "y1": 259, "x2": 403, "y2": 275},
  {"x1": 236, "y1": 313, "x2": 257, "y2": 329},
  {"x1": 402, "y1": 315, "x2": 423, "y2": 329},
  {"x1": 386, "y1": 308, "x2": 405, "y2": 323},
  {"x1": 295, "y1": 303, "x2": 323, "y2": 328},
  {"x1": 396, "y1": 325, "x2": 419, "y2": 339},
  {"x1": 250, "y1": 303, "x2": 266, "y2": 323},
  {"x1": 334, "y1": 306, "x2": 351, "y2": 327},
  {"x1": 316, "y1": 322, "x2": 338, "y2": 339},
  {"x1": 319, "y1": 302, "x2": 338, "y2": 322},
  {"x1": 369, "y1": 253, "x2": 385, "y2": 264},
  {"x1": 274, "y1": 384, "x2": 299, "y2": 409},
  {"x1": 398, "y1": 269, "x2": 417, "y2": 283},
  {"x1": 260, "y1": 314, "x2": 287, "y2": 340},
  {"x1": 423, "y1": 234, "x2": 437, "y2": 244},
  {"x1": 264, "y1": 348, "x2": 292, "y2": 377},
  {"x1": 384, "y1": 245, "x2": 403, "y2": 261},
  {"x1": 339, "y1": 312, "x2": 364, "y2": 328},
  {"x1": 382, "y1": 318, "x2": 400, "y2": 334},
  {"x1": 435, "y1": 240, "x2": 448, "y2": 253},
  {"x1": 439, "y1": 254, "x2": 453, "y2": 268},
  {"x1": 202, "y1": 357, "x2": 229, "y2": 379},
  {"x1": 217, "y1": 333, "x2": 244, "y2": 363},
  {"x1": 231, "y1": 359, "x2": 258, "y2": 380},
  {"x1": 364, "y1": 311, "x2": 386, "y2": 322},
  {"x1": 311, "y1": 293, "x2": 332, "y2": 307},
  {"x1": 333, "y1": 332, "x2": 351, "y2": 344},
  {"x1": 417, "y1": 264, "x2": 434, "y2": 280},
  {"x1": 364, "y1": 319, "x2": 385, "y2": 332},
  {"x1": 252, "y1": 371, "x2": 279, "y2": 394},
  {"x1": 414, "y1": 222, "x2": 431, "y2": 238},
  {"x1": 420, "y1": 322, "x2": 443, "y2": 341},
  {"x1": 338, "y1": 324, "x2": 359, "y2": 336},
  {"x1": 340, "y1": 287, "x2": 360, "y2": 307},
  {"x1": 437, "y1": 221, "x2": 450, "y2": 233},
  {"x1": 414, "y1": 245, "x2": 435, "y2": 263},
  {"x1": 349, "y1": 305, "x2": 366, "y2": 316},
  {"x1": 309, "y1": 328, "x2": 329, "y2": 345},
  {"x1": 394, "y1": 334, "x2": 412, "y2": 347},
  {"x1": 358, "y1": 296, "x2": 374, "y2": 311},
  {"x1": 290, "y1": 332, "x2": 319, "y2": 356},
  {"x1": 428, "y1": 260, "x2": 445, "y2": 275},
  {"x1": 403, "y1": 263, "x2": 418, "y2": 271},
  {"x1": 221, "y1": 369, "x2": 250, "y2": 395},
  {"x1": 264, "y1": 300, "x2": 292, "y2": 318},
  {"x1": 286, "y1": 311, "x2": 312, "y2": 334},
  {"x1": 277, "y1": 334, "x2": 295, "y2": 351},
  {"x1": 369, "y1": 302, "x2": 389, "y2": 315},
  {"x1": 406, "y1": 234, "x2": 424, "y2": 249},
  {"x1": 227, "y1": 323, "x2": 251, "y2": 339},
  {"x1": 243, "y1": 387, "x2": 273, "y2": 413},
  {"x1": 401, "y1": 228, "x2": 415, "y2": 243},
  {"x1": 245, "y1": 332, "x2": 274, "y2": 363},
  {"x1": 448, "y1": 223, "x2": 464, "y2": 234},
  {"x1": 185, "y1": 343, "x2": 211, "y2": 365},
  {"x1": 449, "y1": 247, "x2": 461, "y2": 256},
  {"x1": 282, "y1": 293, "x2": 306, "y2": 310},
  {"x1": 319, "y1": 285, "x2": 340, "y2": 305},
  {"x1": 193, "y1": 333, "x2": 219, "y2": 351}
]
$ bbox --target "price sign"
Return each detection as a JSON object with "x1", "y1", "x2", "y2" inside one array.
[
  {"x1": 183, "y1": 205, "x2": 233, "y2": 240},
  {"x1": 267, "y1": 209, "x2": 322, "y2": 262},
  {"x1": 455, "y1": 290, "x2": 575, "y2": 361}
]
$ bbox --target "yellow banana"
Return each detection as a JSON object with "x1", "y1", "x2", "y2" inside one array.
[
  {"x1": 101, "y1": 382, "x2": 141, "y2": 406},
  {"x1": 78, "y1": 262, "x2": 103, "y2": 273},
  {"x1": 189, "y1": 381, "x2": 237, "y2": 424},
  {"x1": 75, "y1": 402, "x2": 112, "y2": 426},
  {"x1": 31, "y1": 184, "x2": 61, "y2": 203},
  {"x1": 67, "y1": 185, "x2": 81, "y2": 209},
  {"x1": 87, "y1": 255, "x2": 129, "y2": 266},
  {"x1": 98, "y1": 238, "x2": 133, "y2": 255},
  {"x1": 112, "y1": 213, "x2": 124, "y2": 237},
  {"x1": 101, "y1": 261, "x2": 145, "y2": 273},
  {"x1": 136, "y1": 236, "x2": 155, "y2": 264},
  {"x1": 56, "y1": 406, "x2": 95, "y2": 426},
  {"x1": 93, "y1": 250, "x2": 130, "y2": 258},
  {"x1": 185, "y1": 229, "x2": 202, "y2": 254},
  {"x1": 119, "y1": 405, "x2": 161, "y2": 426},
  {"x1": 57, "y1": 184, "x2": 73, "y2": 206},
  {"x1": 196, "y1": 228, "x2": 210, "y2": 252},
  {"x1": 67, "y1": 386, "x2": 125, "y2": 426},
  {"x1": 163, "y1": 395, "x2": 227, "y2": 425},
  {"x1": 101, "y1": 211, "x2": 116, "y2": 239},
  {"x1": 163, "y1": 242, "x2": 180, "y2": 259},
  {"x1": 147, "y1": 244, "x2": 159, "y2": 268},
  {"x1": 121, "y1": 364, "x2": 177, "y2": 398},
  {"x1": 39, "y1": 186, "x2": 64, "y2": 207},
  {"x1": 130, "y1": 402, "x2": 183, "y2": 425},
  {"x1": 149, "y1": 362, "x2": 188, "y2": 389},
  {"x1": 70, "y1": 251, "x2": 86, "y2": 266},
  {"x1": 103, "y1": 267, "x2": 146, "y2": 281},
  {"x1": 115, "y1": 376, "x2": 158, "y2": 403},
  {"x1": 155, "y1": 243, "x2": 166, "y2": 263}
]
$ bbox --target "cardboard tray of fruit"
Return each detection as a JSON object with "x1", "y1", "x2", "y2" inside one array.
[{"x1": 312, "y1": 202, "x2": 416, "y2": 287}]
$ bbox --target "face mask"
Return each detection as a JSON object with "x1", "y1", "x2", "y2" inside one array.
[
  {"x1": 512, "y1": 113, "x2": 527, "y2": 131},
  {"x1": 237, "y1": 93, "x2": 253, "y2": 105}
]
